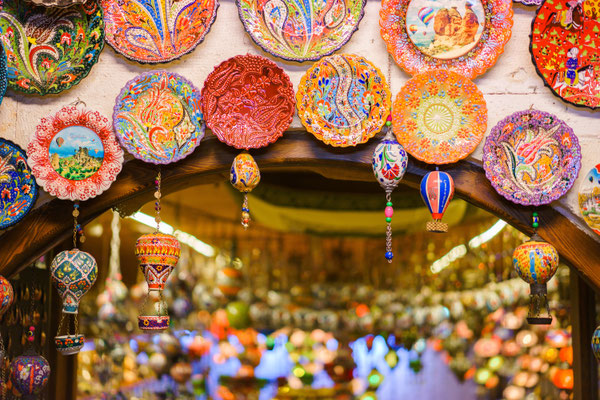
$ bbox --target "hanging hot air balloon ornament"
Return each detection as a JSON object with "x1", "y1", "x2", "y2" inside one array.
[
  {"x1": 137, "y1": 171, "x2": 181, "y2": 331},
  {"x1": 372, "y1": 115, "x2": 408, "y2": 262},
  {"x1": 513, "y1": 213, "x2": 559, "y2": 325},
  {"x1": 10, "y1": 326, "x2": 50, "y2": 400},
  {"x1": 230, "y1": 153, "x2": 261, "y2": 229},
  {"x1": 0, "y1": 275, "x2": 13, "y2": 396},
  {"x1": 592, "y1": 326, "x2": 600, "y2": 361},
  {"x1": 420, "y1": 169, "x2": 455, "y2": 233}
]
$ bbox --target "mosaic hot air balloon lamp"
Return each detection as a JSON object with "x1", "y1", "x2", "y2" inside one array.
[
  {"x1": 10, "y1": 326, "x2": 50, "y2": 400},
  {"x1": 420, "y1": 169, "x2": 455, "y2": 233},
  {"x1": 372, "y1": 115, "x2": 408, "y2": 262},
  {"x1": 137, "y1": 172, "x2": 181, "y2": 331}
]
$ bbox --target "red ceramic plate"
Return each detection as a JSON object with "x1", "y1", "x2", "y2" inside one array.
[{"x1": 201, "y1": 54, "x2": 295, "y2": 150}]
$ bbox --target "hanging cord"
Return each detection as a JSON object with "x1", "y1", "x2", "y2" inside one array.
[
  {"x1": 108, "y1": 211, "x2": 121, "y2": 280},
  {"x1": 384, "y1": 192, "x2": 393, "y2": 263},
  {"x1": 72, "y1": 202, "x2": 85, "y2": 247},
  {"x1": 154, "y1": 169, "x2": 162, "y2": 233}
]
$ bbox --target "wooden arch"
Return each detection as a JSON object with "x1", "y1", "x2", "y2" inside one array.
[{"x1": 1, "y1": 131, "x2": 600, "y2": 290}]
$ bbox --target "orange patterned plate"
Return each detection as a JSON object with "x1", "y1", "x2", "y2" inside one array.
[
  {"x1": 393, "y1": 69, "x2": 487, "y2": 164},
  {"x1": 296, "y1": 54, "x2": 391, "y2": 147},
  {"x1": 380, "y1": 0, "x2": 512, "y2": 79}
]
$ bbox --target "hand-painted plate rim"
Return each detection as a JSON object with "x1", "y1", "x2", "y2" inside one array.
[
  {"x1": 236, "y1": 0, "x2": 367, "y2": 62},
  {"x1": 201, "y1": 54, "x2": 295, "y2": 150},
  {"x1": 296, "y1": 53, "x2": 391, "y2": 147},
  {"x1": 482, "y1": 109, "x2": 582, "y2": 207},
  {"x1": 0, "y1": 138, "x2": 38, "y2": 230},
  {"x1": 101, "y1": 0, "x2": 220, "y2": 64},
  {"x1": 113, "y1": 70, "x2": 205, "y2": 165}
]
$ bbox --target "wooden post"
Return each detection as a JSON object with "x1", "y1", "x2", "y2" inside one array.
[{"x1": 571, "y1": 269, "x2": 598, "y2": 400}]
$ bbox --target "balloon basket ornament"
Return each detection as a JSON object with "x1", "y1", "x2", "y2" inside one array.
[
  {"x1": 513, "y1": 212, "x2": 559, "y2": 325},
  {"x1": 136, "y1": 171, "x2": 181, "y2": 332},
  {"x1": 372, "y1": 115, "x2": 408, "y2": 262},
  {"x1": 420, "y1": 169, "x2": 455, "y2": 233},
  {"x1": 230, "y1": 152, "x2": 261, "y2": 229},
  {"x1": 50, "y1": 206, "x2": 98, "y2": 355}
]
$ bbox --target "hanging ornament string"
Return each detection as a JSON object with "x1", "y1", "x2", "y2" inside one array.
[
  {"x1": 154, "y1": 169, "x2": 162, "y2": 233},
  {"x1": 0, "y1": 328, "x2": 5, "y2": 400},
  {"x1": 72, "y1": 202, "x2": 85, "y2": 247}
]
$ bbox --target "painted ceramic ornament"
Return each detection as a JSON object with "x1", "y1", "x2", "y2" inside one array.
[
  {"x1": 483, "y1": 109, "x2": 581, "y2": 206},
  {"x1": 28, "y1": 104, "x2": 123, "y2": 202},
  {"x1": 393, "y1": 69, "x2": 487, "y2": 164},
  {"x1": 578, "y1": 164, "x2": 600, "y2": 235},
  {"x1": 592, "y1": 326, "x2": 600, "y2": 361},
  {"x1": 420, "y1": 170, "x2": 454, "y2": 233},
  {"x1": 0, "y1": 0, "x2": 104, "y2": 95},
  {"x1": 113, "y1": 70, "x2": 204, "y2": 164},
  {"x1": 531, "y1": 0, "x2": 600, "y2": 108},
  {"x1": 380, "y1": 0, "x2": 512, "y2": 79},
  {"x1": 51, "y1": 249, "x2": 98, "y2": 314},
  {"x1": 372, "y1": 117, "x2": 408, "y2": 262},
  {"x1": 101, "y1": 0, "x2": 219, "y2": 64},
  {"x1": 0, "y1": 139, "x2": 38, "y2": 230},
  {"x1": 9, "y1": 351, "x2": 50, "y2": 400},
  {"x1": 202, "y1": 54, "x2": 295, "y2": 150},
  {"x1": 231, "y1": 152, "x2": 261, "y2": 228},
  {"x1": 0, "y1": 276, "x2": 13, "y2": 317},
  {"x1": 513, "y1": 234, "x2": 559, "y2": 325},
  {"x1": 297, "y1": 54, "x2": 391, "y2": 147},
  {"x1": 217, "y1": 261, "x2": 243, "y2": 298},
  {"x1": 136, "y1": 233, "x2": 181, "y2": 291},
  {"x1": 54, "y1": 335, "x2": 85, "y2": 356},
  {"x1": 237, "y1": 0, "x2": 365, "y2": 61}
]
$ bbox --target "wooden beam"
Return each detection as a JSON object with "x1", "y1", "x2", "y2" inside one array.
[
  {"x1": 1, "y1": 132, "x2": 600, "y2": 291},
  {"x1": 571, "y1": 269, "x2": 598, "y2": 400}
]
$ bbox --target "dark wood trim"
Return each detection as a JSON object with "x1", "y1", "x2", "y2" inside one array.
[
  {"x1": 570, "y1": 271, "x2": 598, "y2": 400},
  {"x1": 1, "y1": 131, "x2": 600, "y2": 291}
]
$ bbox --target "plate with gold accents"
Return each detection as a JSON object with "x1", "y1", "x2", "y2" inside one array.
[
  {"x1": 380, "y1": 0, "x2": 512, "y2": 79},
  {"x1": 28, "y1": 104, "x2": 124, "y2": 201},
  {"x1": 296, "y1": 54, "x2": 391, "y2": 147},
  {"x1": 393, "y1": 69, "x2": 487, "y2": 164}
]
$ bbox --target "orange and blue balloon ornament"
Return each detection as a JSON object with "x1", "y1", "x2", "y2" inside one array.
[
  {"x1": 372, "y1": 115, "x2": 408, "y2": 262},
  {"x1": 420, "y1": 169, "x2": 455, "y2": 233}
]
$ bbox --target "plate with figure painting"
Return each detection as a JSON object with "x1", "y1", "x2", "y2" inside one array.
[
  {"x1": 380, "y1": 0, "x2": 512, "y2": 79},
  {"x1": 483, "y1": 109, "x2": 581, "y2": 207},
  {"x1": 28, "y1": 105, "x2": 124, "y2": 201},
  {"x1": 0, "y1": 139, "x2": 38, "y2": 230},
  {"x1": 578, "y1": 165, "x2": 600, "y2": 235}
]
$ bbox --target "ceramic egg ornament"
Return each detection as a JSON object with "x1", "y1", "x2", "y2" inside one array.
[
  {"x1": 513, "y1": 233, "x2": 559, "y2": 325},
  {"x1": 420, "y1": 170, "x2": 455, "y2": 233},
  {"x1": 372, "y1": 117, "x2": 408, "y2": 262},
  {"x1": 230, "y1": 152, "x2": 261, "y2": 229},
  {"x1": 50, "y1": 249, "x2": 97, "y2": 355}
]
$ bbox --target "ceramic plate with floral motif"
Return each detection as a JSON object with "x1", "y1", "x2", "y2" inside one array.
[
  {"x1": 101, "y1": 0, "x2": 219, "y2": 64},
  {"x1": 0, "y1": 0, "x2": 104, "y2": 95},
  {"x1": 28, "y1": 105, "x2": 124, "y2": 202},
  {"x1": 0, "y1": 139, "x2": 38, "y2": 230},
  {"x1": 202, "y1": 54, "x2": 294, "y2": 150},
  {"x1": 113, "y1": 71, "x2": 204, "y2": 164},
  {"x1": 483, "y1": 109, "x2": 581, "y2": 206},
  {"x1": 297, "y1": 54, "x2": 391, "y2": 147},
  {"x1": 380, "y1": 0, "x2": 512, "y2": 79},
  {"x1": 237, "y1": 0, "x2": 365, "y2": 62},
  {"x1": 578, "y1": 164, "x2": 600, "y2": 235},
  {"x1": 531, "y1": 0, "x2": 600, "y2": 108},
  {"x1": 392, "y1": 69, "x2": 487, "y2": 164}
]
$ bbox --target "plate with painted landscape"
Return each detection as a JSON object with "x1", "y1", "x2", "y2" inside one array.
[
  {"x1": 0, "y1": 139, "x2": 38, "y2": 230},
  {"x1": 579, "y1": 164, "x2": 600, "y2": 235},
  {"x1": 28, "y1": 105, "x2": 124, "y2": 201},
  {"x1": 0, "y1": 0, "x2": 104, "y2": 95},
  {"x1": 380, "y1": 0, "x2": 512, "y2": 79},
  {"x1": 483, "y1": 109, "x2": 581, "y2": 207}
]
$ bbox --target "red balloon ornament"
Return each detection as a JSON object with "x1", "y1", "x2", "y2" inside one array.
[{"x1": 420, "y1": 170, "x2": 455, "y2": 233}]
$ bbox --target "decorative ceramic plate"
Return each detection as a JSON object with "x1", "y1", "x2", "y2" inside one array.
[
  {"x1": 0, "y1": 43, "x2": 7, "y2": 106},
  {"x1": 0, "y1": 139, "x2": 38, "y2": 230},
  {"x1": 578, "y1": 165, "x2": 600, "y2": 235},
  {"x1": 392, "y1": 69, "x2": 487, "y2": 164},
  {"x1": 113, "y1": 71, "x2": 204, "y2": 164},
  {"x1": 237, "y1": 0, "x2": 365, "y2": 62},
  {"x1": 483, "y1": 109, "x2": 581, "y2": 206},
  {"x1": 28, "y1": 105, "x2": 124, "y2": 201},
  {"x1": 0, "y1": 0, "x2": 104, "y2": 96},
  {"x1": 297, "y1": 54, "x2": 391, "y2": 147},
  {"x1": 101, "y1": 0, "x2": 219, "y2": 64},
  {"x1": 380, "y1": 0, "x2": 512, "y2": 79},
  {"x1": 202, "y1": 54, "x2": 294, "y2": 150},
  {"x1": 531, "y1": 0, "x2": 600, "y2": 109}
]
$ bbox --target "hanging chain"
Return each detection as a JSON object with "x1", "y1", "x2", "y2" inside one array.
[
  {"x1": 72, "y1": 202, "x2": 85, "y2": 247},
  {"x1": 68, "y1": 98, "x2": 87, "y2": 108},
  {"x1": 385, "y1": 193, "x2": 393, "y2": 263},
  {"x1": 241, "y1": 194, "x2": 250, "y2": 229},
  {"x1": 56, "y1": 313, "x2": 66, "y2": 338},
  {"x1": 0, "y1": 333, "x2": 5, "y2": 400},
  {"x1": 154, "y1": 169, "x2": 162, "y2": 233}
]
